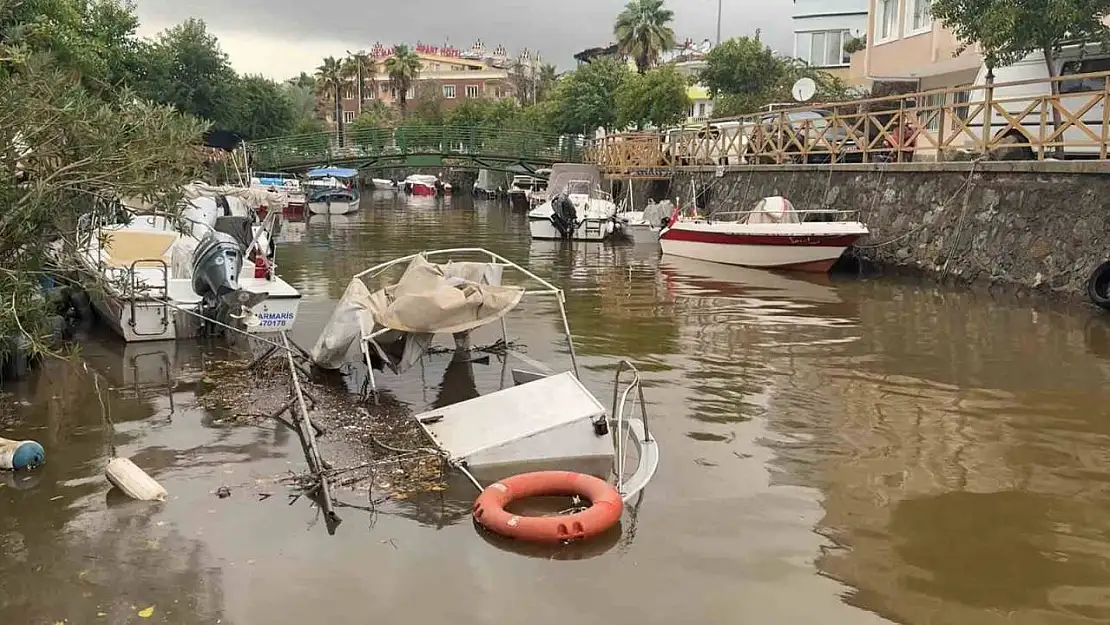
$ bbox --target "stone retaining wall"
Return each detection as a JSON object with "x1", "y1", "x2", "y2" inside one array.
[{"x1": 665, "y1": 162, "x2": 1110, "y2": 299}]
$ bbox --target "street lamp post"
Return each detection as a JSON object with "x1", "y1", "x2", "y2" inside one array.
[{"x1": 716, "y1": 0, "x2": 722, "y2": 45}]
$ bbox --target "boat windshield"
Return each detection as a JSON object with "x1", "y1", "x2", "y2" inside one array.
[{"x1": 565, "y1": 180, "x2": 591, "y2": 195}]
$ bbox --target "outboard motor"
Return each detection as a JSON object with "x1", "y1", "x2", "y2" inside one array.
[
  {"x1": 549, "y1": 193, "x2": 578, "y2": 239},
  {"x1": 191, "y1": 230, "x2": 268, "y2": 330}
]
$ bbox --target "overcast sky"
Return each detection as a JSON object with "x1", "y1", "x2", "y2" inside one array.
[{"x1": 133, "y1": 0, "x2": 793, "y2": 81}]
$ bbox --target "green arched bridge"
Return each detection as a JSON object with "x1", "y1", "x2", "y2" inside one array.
[{"x1": 248, "y1": 125, "x2": 588, "y2": 174}]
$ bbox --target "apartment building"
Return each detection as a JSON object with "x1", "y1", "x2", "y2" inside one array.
[
  {"x1": 851, "y1": 0, "x2": 982, "y2": 92},
  {"x1": 792, "y1": 0, "x2": 869, "y2": 83},
  {"x1": 325, "y1": 41, "x2": 525, "y2": 128}
]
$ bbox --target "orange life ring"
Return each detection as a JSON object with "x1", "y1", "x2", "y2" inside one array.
[{"x1": 472, "y1": 471, "x2": 623, "y2": 543}]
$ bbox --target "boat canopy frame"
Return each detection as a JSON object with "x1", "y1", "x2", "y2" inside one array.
[{"x1": 352, "y1": 247, "x2": 580, "y2": 392}]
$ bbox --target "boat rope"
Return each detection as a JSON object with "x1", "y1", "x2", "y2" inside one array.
[{"x1": 854, "y1": 158, "x2": 980, "y2": 250}]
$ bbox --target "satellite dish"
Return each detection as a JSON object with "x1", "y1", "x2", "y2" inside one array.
[{"x1": 792, "y1": 77, "x2": 817, "y2": 103}]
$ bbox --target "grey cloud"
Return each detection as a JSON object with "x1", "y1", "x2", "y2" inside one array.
[{"x1": 135, "y1": 0, "x2": 792, "y2": 72}]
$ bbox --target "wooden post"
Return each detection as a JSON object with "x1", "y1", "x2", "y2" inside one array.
[{"x1": 982, "y1": 66, "x2": 995, "y2": 155}]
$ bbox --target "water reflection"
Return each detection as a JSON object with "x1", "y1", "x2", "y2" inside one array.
[{"x1": 4, "y1": 193, "x2": 1110, "y2": 623}]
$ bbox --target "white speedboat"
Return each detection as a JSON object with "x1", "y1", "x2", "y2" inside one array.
[
  {"x1": 72, "y1": 187, "x2": 301, "y2": 342},
  {"x1": 371, "y1": 177, "x2": 399, "y2": 190},
  {"x1": 528, "y1": 164, "x2": 621, "y2": 241},
  {"x1": 250, "y1": 171, "x2": 306, "y2": 209},
  {"x1": 659, "y1": 196, "x2": 869, "y2": 273},
  {"x1": 309, "y1": 248, "x2": 659, "y2": 500},
  {"x1": 305, "y1": 167, "x2": 360, "y2": 215}
]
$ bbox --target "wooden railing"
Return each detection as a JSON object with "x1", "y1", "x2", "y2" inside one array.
[{"x1": 587, "y1": 70, "x2": 1110, "y2": 172}]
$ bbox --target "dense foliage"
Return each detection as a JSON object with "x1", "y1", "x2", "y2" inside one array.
[
  {"x1": 614, "y1": 0, "x2": 676, "y2": 73},
  {"x1": 699, "y1": 36, "x2": 858, "y2": 116},
  {"x1": 0, "y1": 1, "x2": 209, "y2": 353}
]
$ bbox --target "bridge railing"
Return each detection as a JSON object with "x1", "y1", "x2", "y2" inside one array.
[
  {"x1": 249, "y1": 125, "x2": 586, "y2": 170},
  {"x1": 587, "y1": 70, "x2": 1110, "y2": 170}
]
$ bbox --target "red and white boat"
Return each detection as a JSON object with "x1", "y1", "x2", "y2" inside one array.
[
  {"x1": 659, "y1": 196, "x2": 868, "y2": 273},
  {"x1": 403, "y1": 174, "x2": 452, "y2": 197}
]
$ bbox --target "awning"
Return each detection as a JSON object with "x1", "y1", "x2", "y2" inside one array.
[{"x1": 306, "y1": 166, "x2": 358, "y2": 178}]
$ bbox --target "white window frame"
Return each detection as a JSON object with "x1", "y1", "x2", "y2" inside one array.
[
  {"x1": 874, "y1": 0, "x2": 900, "y2": 44},
  {"x1": 465, "y1": 84, "x2": 480, "y2": 98},
  {"x1": 904, "y1": 0, "x2": 932, "y2": 36},
  {"x1": 343, "y1": 110, "x2": 355, "y2": 124},
  {"x1": 443, "y1": 84, "x2": 457, "y2": 99},
  {"x1": 794, "y1": 30, "x2": 854, "y2": 68}
]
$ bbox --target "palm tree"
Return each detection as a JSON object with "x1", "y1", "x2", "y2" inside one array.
[
  {"x1": 614, "y1": 0, "x2": 676, "y2": 73},
  {"x1": 537, "y1": 63, "x2": 558, "y2": 101},
  {"x1": 384, "y1": 44, "x2": 422, "y2": 117},
  {"x1": 343, "y1": 50, "x2": 375, "y2": 116},
  {"x1": 315, "y1": 56, "x2": 345, "y2": 141}
]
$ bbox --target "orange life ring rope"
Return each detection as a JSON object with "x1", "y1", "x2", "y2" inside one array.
[{"x1": 472, "y1": 471, "x2": 623, "y2": 543}]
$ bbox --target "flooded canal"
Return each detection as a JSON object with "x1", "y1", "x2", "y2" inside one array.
[{"x1": 4, "y1": 191, "x2": 1110, "y2": 624}]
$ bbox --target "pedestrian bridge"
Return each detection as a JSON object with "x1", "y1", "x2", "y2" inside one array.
[{"x1": 248, "y1": 125, "x2": 587, "y2": 174}]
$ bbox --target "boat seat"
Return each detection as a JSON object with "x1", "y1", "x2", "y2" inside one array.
[{"x1": 100, "y1": 230, "x2": 177, "y2": 268}]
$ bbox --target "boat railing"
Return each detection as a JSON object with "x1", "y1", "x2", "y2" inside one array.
[
  {"x1": 610, "y1": 359, "x2": 652, "y2": 497},
  {"x1": 703, "y1": 208, "x2": 861, "y2": 222},
  {"x1": 353, "y1": 248, "x2": 579, "y2": 392}
]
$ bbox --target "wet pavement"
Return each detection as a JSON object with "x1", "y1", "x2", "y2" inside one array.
[{"x1": 4, "y1": 191, "x2": 1110, "y2": 624}]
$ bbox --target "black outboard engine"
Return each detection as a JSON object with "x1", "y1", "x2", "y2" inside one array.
[
  {"x1": 549, "y1": 193, "x2": 578, "y2": 239},
  {"x1": 191, "y1": 230, "x2": 268, "y2": 330}
]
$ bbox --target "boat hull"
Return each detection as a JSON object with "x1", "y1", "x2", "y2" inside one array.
[
  {"x1": 622, "y1": 223, "x2": 661, "y2": 245},
  {"x1": 408, "y1": 183, "x2": 436, "y2": 196},
  {"x1": 529, "y1": 217, "x2": 616, "y2": 241},
  {"x1": 307, "y1": 199, "x2": 359, "y2": 215},
  {"x1": 659, "y1": 228, "x2": 862, "y2": 273},
  {"x1": 90, "y1": 280, "x2": 302, "y2": 343}
]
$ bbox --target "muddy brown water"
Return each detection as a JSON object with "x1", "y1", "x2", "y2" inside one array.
[{"x1": 4, "y1": 191, "x2": 1110, "y2": 624}]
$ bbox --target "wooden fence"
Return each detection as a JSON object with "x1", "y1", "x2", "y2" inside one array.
[{"x1": 586, "y1": 70, "x2": 1110, "y2": 173}]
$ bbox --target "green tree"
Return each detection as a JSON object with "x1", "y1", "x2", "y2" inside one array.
[
  {"x1": 143, "y1": 19, "x2": 240, "y2": 129},
  {"x1": 0, "y1": 0, "x2": 147, "y2": 96},
  {"x1": 230, "y1": 75, "x2": 295, "y2": 139},
  {"x1": 315, "y1": 55, "x2": 345, "y2": 136},
  {"x1": 0, "y1": 60, "x2": 207, "y2": 353},
  {"x1": 343, "y1": 50, "x2": 375, "y2": 116},
  {"x1": 932, "y1": 0, "x2": 1110, "y2": 155},
  {"x1": 385, "y1": 44, "x2": 422, "y2": 117},
  {"x1": 537, "y1": 64, "x2": 559, "y2": 101},
  {"x1": 616, "y1": 65, "x2": 690, "y2": 129},
  {"x1": 699, "y1": 36, "x2": 785, "y2": 100},
  {"x1": 613, "y1": 0, "x2": 676, "y2": 73},
  {"x1": 445, "y1": 98, "x2": 520, "y2": 128},
  {"x1": 548, "y1": 57, "x2": 630, "y2": 134}
]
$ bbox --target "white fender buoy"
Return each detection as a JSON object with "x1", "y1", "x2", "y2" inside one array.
[
  {"x1": 105, "y1": 457, "x2": 167, "y2": 501},
  {"x1": 0, "y1": 436, "x2": 45, "y2": 471}
]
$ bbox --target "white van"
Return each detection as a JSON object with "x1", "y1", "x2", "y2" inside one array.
[{"x1": 967, "y1": 42, "x2": 1110, "y2": 158}]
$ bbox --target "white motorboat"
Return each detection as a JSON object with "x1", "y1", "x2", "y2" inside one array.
[
  {"x1": 528, "y1": 164, "x2": 621, "y2": 241},
  {"x1": 71, "y1": 186, "x2": 301, "y2": 342},
  {"x1": 371, "y1": 177, "x2": 399, "y2": 190},
  {"x1": 309, "y1": 248, "x2": 659, "y2": 500},
  {"x1": 618, "y1": 198, "x2": 674, "y2": 245},
  {"x1": 507, "y1": 170, "x2": 549, "y2": 211},
  {"x1": 659, "y1": 196, "x2": 869, "y2": 273},
  {"x1": 250, "y1": 171, "x2": 306, "y2": 209},
  {"x1": 305, "y1": 167, "x2": 360, "y2": 215}
]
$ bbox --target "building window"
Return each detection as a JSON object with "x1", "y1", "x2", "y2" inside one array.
[
  {"x1": 380, "y1": 83, "x2": 389, "y2": 95},
  {"x1": 918, "y1": 92, "x2": 944, "y2": 131},
  {"x1": 407, "y1": 86, "x2": 414, "y2": 99},
  {"x1": 907, "y1": 0, "x2": 932, "y2": 34},
  {"x1": 465, "y1": 84, "x2": 480, "y2": 98},
  {"x1": 343, "y1": 110, "x2": 355, "y2": 124},
  {"x1": 876, "y1": 0, "x2": 898, "y2": 42},
  {"x1": 795, "y1": 30, "x2": 853, "y2": 67},
  {"x1": 443, "y1": 84, "x2": 457, "y2": 98},
  {"x1": 697, "y1": 102, "x2": 707, "y2": 118}
]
